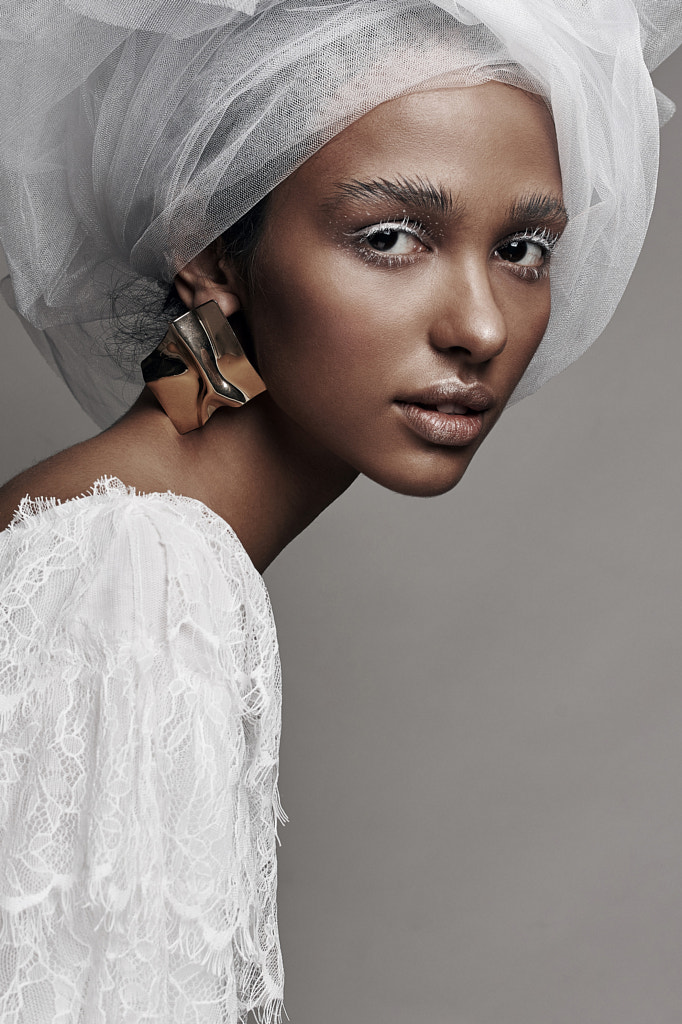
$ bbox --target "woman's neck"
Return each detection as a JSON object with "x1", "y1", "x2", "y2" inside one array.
[
  {"x1": 0, "y1": 389, "x2": 357, "y2": 566},
  {"x1": 110, "y1": 389, "x2": 359, "y2": 572}
]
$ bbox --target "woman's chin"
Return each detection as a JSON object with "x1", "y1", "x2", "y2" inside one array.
[{"x1": 362, "y1": 454, "x2": 475, "y2": 498}]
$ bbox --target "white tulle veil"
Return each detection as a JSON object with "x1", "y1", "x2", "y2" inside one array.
[{"x1": 0, "y1": 0, "x2": 681, "y2": 427}]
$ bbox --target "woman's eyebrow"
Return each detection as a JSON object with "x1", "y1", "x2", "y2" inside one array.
[
  {"x1": 322, "y1": 175, "x2": 458, "y2": 216},
  {"x1": 323, "y1": 179, "x2": 568, "y2": 229},
  {"x1": 507, "y1": 192, "x2": 569, "y2": 228}
]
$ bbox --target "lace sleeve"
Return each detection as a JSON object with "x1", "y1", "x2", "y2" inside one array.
[{"x1": 0, "y1": 479, "x2": 285, "y2": 1024}]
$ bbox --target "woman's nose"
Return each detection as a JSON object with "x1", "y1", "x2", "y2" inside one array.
[{"x1": 429, "y1": 265, "x2": 508, "y2": 363}]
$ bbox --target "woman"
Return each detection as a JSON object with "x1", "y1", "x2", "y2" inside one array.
[{"x1": 0, "y1": 1, "x2": 680, "y2": 1021}]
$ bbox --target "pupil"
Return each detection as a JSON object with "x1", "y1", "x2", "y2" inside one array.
[
  {"x1": 501, "y1": 240, "x2": 528, "y2": 263},
  {"x1": 370, "y1": 229, "x2": 398, "y2": 251}
]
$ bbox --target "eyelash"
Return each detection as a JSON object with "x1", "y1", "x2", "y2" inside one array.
[
  {"x1": 346, "y1": 216, "x2": 427, "y2": 268},
  {"x1": 346, "y1": 218, "x2": 561, "y2": 279},
  {"x1": 496, "y1": 226, "x2": 561, "y2": 281},
  {"x1": 342, "y1": 216, "x2": 421, "y2": 268}
]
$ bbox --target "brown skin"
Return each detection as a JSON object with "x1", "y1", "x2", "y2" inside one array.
[{"x1": 0, "y1": 83, "x2": 566, "y2": 570}]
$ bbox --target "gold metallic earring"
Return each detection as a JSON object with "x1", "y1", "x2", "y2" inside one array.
[{"x1": 141, "y1": 300, "x2": 266, "y2": 434}]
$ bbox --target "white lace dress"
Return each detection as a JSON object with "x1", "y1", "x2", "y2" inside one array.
[{"x1": 0, "y1": 477, "x2": 286, "y2": 1024}]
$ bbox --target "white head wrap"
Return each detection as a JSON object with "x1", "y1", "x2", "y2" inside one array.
[{"x1": 0, "y1": 0, "x2": 681, "y2": 427}]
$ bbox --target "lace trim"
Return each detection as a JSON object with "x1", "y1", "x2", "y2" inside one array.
[{"x1": 7, "y1": 474, "x2": 262, "y2": 576}]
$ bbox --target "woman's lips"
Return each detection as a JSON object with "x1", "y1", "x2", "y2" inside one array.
[
  {"x1": 394, "y1": 380, "x2": 493, "y2": 447},
  {"x1": 396, "y1": 401, "x2": 485, "y2": 446}
]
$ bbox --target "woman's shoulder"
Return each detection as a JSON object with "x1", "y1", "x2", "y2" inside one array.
[
  {"x1": 0, "y1": 395, "x2": 251, "y2": 565},
  {"x1": 1, "y1": 472, "x2": 261, "y2": 587},
  {"x1": 0, "y1": 433, "x2": 270, "y2": 637},
  {"x1": 0, "y1": 393, "x2": 268, "y2": 588},
  {"x1": 0, "y1": 473, "x2": 274, "y2": 680},
  {"x1": 0, "y1": 394, "x2": 178, "y2": 531}
]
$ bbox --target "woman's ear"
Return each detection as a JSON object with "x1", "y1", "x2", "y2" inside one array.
[{"x1": 173, "y1": 242, "x2": 245, "y2": 318}]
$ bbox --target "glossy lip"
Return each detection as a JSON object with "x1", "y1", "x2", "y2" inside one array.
[
  {"x1": 394, "y1": 379, "x2": 495, "y2": 448},
  {"x1": 396, "y1": 379, "x2": 495, "y2": 412}
]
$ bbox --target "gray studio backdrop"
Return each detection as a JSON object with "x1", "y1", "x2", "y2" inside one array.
[{"x1": 1, "y1": 56, "x2": 681, "y2": 1024}]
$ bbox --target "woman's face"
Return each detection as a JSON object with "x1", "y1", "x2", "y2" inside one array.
[{"x1": 240, "y1": 81, "x2": 566, "y2": 497}]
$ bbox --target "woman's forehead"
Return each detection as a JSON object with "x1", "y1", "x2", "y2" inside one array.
[{"x1": 281, "y1": 82, "x2": 562, "y2": 201}]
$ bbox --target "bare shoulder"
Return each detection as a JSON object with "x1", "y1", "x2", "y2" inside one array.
[
  {"x1": 0, "y1": 394, "x2": 184, "y2": 531},
  {"x1": 0, "y1": 437, "x2": 109, "y2": 531}
]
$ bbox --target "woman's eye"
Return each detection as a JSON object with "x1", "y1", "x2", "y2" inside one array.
[
  {"x1": 362, "y1": 225, "x2": 425, "y2": 256},
  {"x1": 496, "y1": 238, "x2": 545, "y2": 267},
  {"x1": 346, "y1": 217, "x2": 430, "y2": 263}
]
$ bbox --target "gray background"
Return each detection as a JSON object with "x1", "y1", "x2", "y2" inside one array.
[{"x1": 1, "y1": 55, "x2": 681, "y2": 1024}]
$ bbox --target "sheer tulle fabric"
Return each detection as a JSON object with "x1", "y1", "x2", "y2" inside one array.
[
  {"x1": 0, "y1": 0, "x2": 681, "y2": 425},
  {"x1": 0, "y1": 479, "x2": 285, "y2": 1023}
]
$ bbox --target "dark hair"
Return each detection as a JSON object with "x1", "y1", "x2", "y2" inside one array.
[{"x1": 219, "y1": 193, "x2": 271, "y2": 278}]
